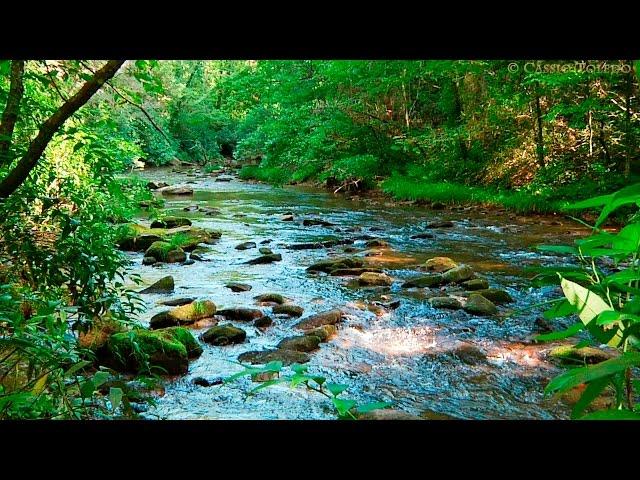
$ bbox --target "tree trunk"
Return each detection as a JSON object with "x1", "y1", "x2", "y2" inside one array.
[
  {"x1": 0, "y1": 60, "x2": 25, "y2": 167},
  {"x1": 624, "y1": 64, "x2": 634, "y2": 178},
  {"x1": 0, "y1": 60, "x2": 125, "y2": 199},
  {"x1": 533, "y1": 84, "x2": 545, "y2": 168}
]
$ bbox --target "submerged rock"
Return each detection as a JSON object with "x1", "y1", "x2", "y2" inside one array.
[
  {"x1": 103, "y1": 327, "x2": 201, "y2": 375},
  {"x1": 307, "y1": 257, "x2": 364, "y2": 273},
  {"x1": 139, "y1": 276, "x2": 175, "y2": 294},
  {"x1": 470, "y1": 288, "x2": 514, "y2": 304},
  {"x1": 216, "y1": 308, "x2": 264, "y2": 321},
  {"x1": 423, "y1": 256, "x2": 458, "y2": 273},
  {"x1": 429, "y1": 297, "x2": 463, "y2": 310},
  {"x1": 442, "y1": 265, "x2": 475, "y2": 284},
  {"x1": 294, "y1": 309, "x2": 343, "y2": 330},
  {"x1": 278, "y1": 335, "x2": 321, "y2": 352},
  {"x1": 142, "y1": 256, "x2": 157, "y2": 266},
  {"x1": 461, "y1": 278, "x2": 489, "y2": 291},
  {"x1": 235, "y1": 241, "x2": 257, "y2": 250},
  {"x1": 243, "y1": 253, "x2": 282, "y2": 265},
  {"x1": 238, "y1": 349, "x2": 310, "y2": 365},
  {"x1": 225, "y1": 282, "x2": 252, "y2": 292},
  {"x1": 254, "y1": 316, "x2": 273, "y2": 329},
  {"x1": 193, "y1": 377, "x2": 223, "y2": 387},
  {"x1": 358, "y1": 272, "x2": 393, "y2": 286},
  {"x1": 453, "y1": 343, "x2": 487, "y2": 365},
  {"x1": 272, "y1": 304, "x2": 304, "y2": 317},
  {"x1": 463, "y1": 294, "x2": 497, "y2": 316},
  {"x1": 402, "y1": 274, "x2": 444, "y2": 288},
  {"x1": 201, "y1": 324, "x2": 247, "y2": 346},
  {"x1": 410, "y1": 232, "x2": 434, "y2": 240},
  {"x1": 426, "y1": 220, "x2": 454, "y2": 228},
  {"x1": 303, "y1": 218, "x2": 334, "y2": 227},
  {"x1": 330, "y1": 267, "x2": 383, "y2": 276},
  {"x1": 365, "y1": 239, "x2": 389, "y2": 248}
]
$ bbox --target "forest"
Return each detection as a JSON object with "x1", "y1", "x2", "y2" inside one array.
[{"x1": 0, "y1": 59, "x2": 639, "y2": 420}]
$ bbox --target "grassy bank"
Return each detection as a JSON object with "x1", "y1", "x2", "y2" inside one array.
[{"x1": 239, "y1": 165, "x2": 569, "y2": 214}]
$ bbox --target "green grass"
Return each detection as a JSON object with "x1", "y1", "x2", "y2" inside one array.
[{"x1": 382, "y1": 175, "x2": 568, "y2": 214}]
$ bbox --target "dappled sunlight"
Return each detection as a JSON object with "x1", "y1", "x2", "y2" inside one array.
[{"x1": 337, "y1": 325, "x2": 437, "y2": 357}]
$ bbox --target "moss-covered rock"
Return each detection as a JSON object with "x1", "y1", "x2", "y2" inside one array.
[
  {"x1": 238, "y1": 349, "x2": 310, "y2": 365},
  {"x1": 115, "y1": 223, "x2": 221, "y2": 253},
  {"x1": 254, "y1": 293, "x2": 285, "y2": 305},
  {"x1": 549, "y1": 345, "x2": 616, "y2": 364},
  {"x1": 145, "y1": 241, "x2": 181, "y2": 262},
  {"x1": 294, "y1": 309, "x2": 343, "y2": 330},
  {"x1": 259, "y1": 247, "x2": 273, "y2": 255},
  {"x1": 201, "y1": 324, "x2": 246, "y2": 346},
  {"x1": 402, "y1": 274, "x2": 444, "y2": 288},
  {"x1": 307, "y1": 257, "x2": 364, "y2": 273},
  {"x1": 278, "y1": 335, "x2": 321, "y2": 352},
  {"x1": 429, "y1": 297, "x2": 463, "y2": 310},
  {"x1": 103, "y1": 327, "x2": 201, "y2": 375},
  {"x1": 272, "y1": 304, "x2": 304, "y2": 317},
  {"x1": 423, "y1": 256, "x2": 457, "y2": 273},
  {"x1": 216, "y1": 307, "x2": 264, "y2": 321},
  {"x1": 442, "y1": 265, "x2": 475, "y2": 284},
  {"x1": 304, "y1": 324, "x2": 337, "y2": 342},
  {"x1": 139, "y1": 275, "x2": 174, "y2": 294},
  {"x1": 365, "y1": 239, "x2": 389, "y2": 248},
  {"x1": 150, "y1": 216, "x2": 192, "y2": 229},
  {"x1": 235, "y1": 241, "x2": 257, "y2": 250},
  {"x1": 149, "y1": 300, "x2": 217, "y2": 329},
  {"x1": 329, "y1": 267, "x2": 383, "y2": 276},
  {"x1": 471, "y1": 288, "x2": 514, "y2": 304},
  {"x1": 254, "y1": 316, "x2": 273, "y2": 329},
  {"x1": 166, "y1": 249, "x2": 187, "y2": 263},
  {"x1": 464, "y1": 294, "x2": 497, "y2": 316},
  {"x1": 461, "y1": 278, "x2": 489, "y2": 290},
  {"x1": 225, "y1": 282, "x2": 252, "y2": 292},
  {"x1": 358, "y1": 271, "x2": 392, "y2": 286}
]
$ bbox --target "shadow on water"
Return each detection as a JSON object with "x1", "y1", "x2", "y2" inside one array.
[{"x1": 126, "y1": 167, "x2": 589, "y2": 419}]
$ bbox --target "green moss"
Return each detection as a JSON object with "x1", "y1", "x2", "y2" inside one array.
[{"x1": 254, "y1": 293, "x2": 285, "y2": 304}]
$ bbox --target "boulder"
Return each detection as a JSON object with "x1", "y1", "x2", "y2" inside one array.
[
  {"x1": 442, "y1": 265, "x2": 475, "y2": 284},
  {"x1": 461, "y1": 279, "x2": 489, "y2": 291},
  {"x1": 167, "y1": 250, "x2": 187, "y2": 263},
  {"x1": 160, "y1": 186, "x2": 193, "y2": 196},
  {"x1": 147, "y1": 181, "x2": 169, "y2": 190},
  {"x1": 304, "y1": 324, "x2": 337, "y2": 342},
  {"x1": 238, "y1": 349, "x2": 310, "y2": 366},
  {"x1": 201, "y1": 324, "x2": 247, "y2": 346},
  {"x1": 272, "y1": 304, "x2": 304, "y2": 317},
  {"x1": 423, "y1": 257, "x2": 457, "y2": 273},
  {"x1": 216, "y1": 308, "x2": 264, "y2": 321},
  {"x1": 307, "y1": 257, "x2": 364, "y2": 273},
  {"x1": 281, "y1": 215, "x2": 294, "y2": 221},
  {"x1": 464, "y1": 294, "x2": 498, "y2": 316},
  {"x1": 225, "y1": 283, "x2": 252, "y2": 293},
  {"x1": 254, "y1": 293, "x2": 285, "y2": 305},
  {"x1": 294, "y1": 309, "x2": 343, "y2": 330},
  {"x1": 303, "y1": 218, "x2": 334, "y2": 227},
  {"x1": 144, "y1": 241, "x2": 183, "y2": 263},
  {"x1": 358, "y1": 272, "x2": 393, "y2": 286},
  {"x1": 150, "y1": 216, "x2": 192, "y2": 229},
  {"x1": 365, "y1": 239, "x2": 389, "y2": 248},
  {"x1": 277, "y1": 335, "x2": 321, "y2": 352},
  {"x1": 259, "y1": 247, "x2": 273, "y2": 255},
  {"x1": 158, "y1": 297, "x2": 195, "y2": 307},
  {"x1": 471, "y1": 288, "x2": 514, "y2": 304},
  {"x1": 235, "y1": 241, "x2": 257, "y2": 250},
  {"x1": 549, "y1": 345, "x2": 616, "y2": 364},
  {"x1": 402, "y1": 274, "x2": 444, "y2": 288},
  {"x1": 103, "y1": 327, "x2": 201, "y2": 375},
  {"x1": 142, "y1": 256, "x2": 157, "y2": 266},
  {"x1": 426, "y1": 220, "x2": 454, "y2": 228},
  {"x1": 254, "y1": 316, "x2": 273, "y2": 329},
  {"x1": 139, "y1": 275, "x2": 174, "y2": 294},
  {"x1": 149, "y1": 300, "x2": 217, "y2": 329},
  {"x1": 453, "y1": 343, "x2": 487, "y2": 365},
  {"x1": 330, "y1": 267, "x2": 383, "y2": 276},
  {"x1": 429, "y1": 297, "x2": 463, "y2": 310},
  {"x1": 243, "y1": 253, "x2": 282, "y2": 265}
]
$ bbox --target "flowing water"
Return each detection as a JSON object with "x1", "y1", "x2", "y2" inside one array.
[{"x1": 127, "y1": 167, "x2": 589, "y2": 420}]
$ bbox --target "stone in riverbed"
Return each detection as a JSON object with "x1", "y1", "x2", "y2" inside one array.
[
  {"x1": 463, "y1": 294, "x2": 497, "y2": 316},
  {"x1": 304, "y1": 324, "x2": 337, "y2": 342},
  {"x1": 278, "y1": 335, "x2": 321, "y2": 352},
  {"x1": 471, "y1": 288, "x2": 513, "y2": 304},
  {"x1": 254, "y1": 316, "x2": 273, "y2": 329},
  {"x1": 150, "y1": 216, "x2": 192, "y2": 229},
  {"x1": 410, "y1": 232, "x2": 435, "y2": 240},
  {"x1": 139, "y1": 275, "x2": 174, "y2": 294},
  {"x1": 461, "y1": 278, "x2": 489, "y2": 291},
  {"x1": 145, "y1": 241, "x2": 184, "y2": 263},
  {"x1": 303, "y1": 218, "x2": 335, "y2": 227},
  {"x1": 238, "y1": 349, "x2": 310, "y2": 365},
  {"x1": 294, "y1": 309, "x2": 343, "y2": 331},
  {"x1": 243, "y1": 253, "x2": 282, "y2": 265},
  {"x1": 306, "y1": 257, "x2": 364, "y2": 273},
  {"x1": 426, "y1": 220, "x2": 454, "y2": 228},
  {"x1": 424, "y1": 257, "x2": 458, "y2": 273},
  {"x1": 442, "y1": 265, "x2": 475, "y2": 284},
  {"x1": 358, "y1": 272, "x2": 393, "y2": 286},
  {"x1": 365, "y1": 239, "x2": 389, "y2": 248},
  {"x1": 159, "y1": 186, "x2": 193, "y2": 196},
  {"x1": 281, "y1": 215, "x2": 294, "y2": 221},
  {"x1": 167, "y1": 250, "x2": 187, "y2": 263},
  {"x1": 147, "y1": 181, "x2": 169, "y2": 190},
  {"x1": 201, "y1": 324, "x2": 246, "y2": 346},
  {"x1": 357, "y1": 409, "x2": 422, "y2": 420},
  {"x1": 235, "y1": 241, "x2": 257, "y2": 250},
  {"x1": 272, "y1": 304, "x2": 304, "y2": 317},
  {"x1": 330, "y1": 267, "x2": 383, "y2": 276},
  {"x1": 216, "y1": 308, "x2": 264, "y2": 321},
  {"x1": 254, "y1": 293, "x2": 285, "y2": 305},
  {"x1": 225, "y1": 283, "x2": 252, "y2": 293},
  {"x1": 258, "y1": 247, "x2": 273, "y2": 255},
  {"x1": 158, "y1": 297, "x2": 196, "y2": 307},
  {"x1": 149, "y1": 300, "x2": 217, "y2": 329},
  {"x1": 402, "y1": 274, "x2": 444, "y2": 288},
  {"x1": 193, "y1": 377, "x2": 223, "y2": 387},
  {"x1": 453, "y1": 343, "x2": 487, "y2": 365},
  {"x1": 429, "y1": 297, "x2": 463, "y2": 310},
  {"x1": 549, "y1": 345, "x2": 616, "y2": 364},
  {"x1": 142, "y1": 256, "x2": 157, "y2": 266}
]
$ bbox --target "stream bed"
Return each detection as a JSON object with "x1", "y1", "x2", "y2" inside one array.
[{"x1": 126, "y1": 167, "x2": 589, "y2": 420}]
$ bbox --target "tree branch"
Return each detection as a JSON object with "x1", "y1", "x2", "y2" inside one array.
[
  {"x1": 0, "y1": 60, "x2": 125, "y2": 199},
  {"x1": 0, "y1": 60, "x2": 25, "y2": 166}
]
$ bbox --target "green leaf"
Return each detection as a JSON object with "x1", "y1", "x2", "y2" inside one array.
[
  {"x1": 64, "y1": 360, "x2": 93, "y2": 377},
  {"x1": 109, "y1": 387, "x2": 123, "y2": 412},
  {"x1": 248, "y1": 379, "x2": 284, "y2": 396},
  {"x1": 546, "y1": 352, "x2": 640, "y2": 394},
  {"x1": 290, "y1": 363, "x2": 308, "y2": 374},
  {"x1": 596, "y1": 310, "x2": 640, "y2": 326},
  {"x1": 537, "y1": 245, "x2": 578, "y2": 255},
  {"x1": 595, "y1": 184, "x2": 640, "y2": 228},
  {"x1": 93, "y1": 371, "x2": 110, "y2": 388},
  {"x1": 570, "y1": 376, "x2": 609, "y2": 419},
  {"x1": 80, "y1": 379, "x2": 96, "y2": 398},
  {"x1": 580, "y1": 409, "x2": 640, "y2": 420},
  {"x1": 563, "y1": 193, "x2": 613, "y2": 211},
  {"x1": 535, "y1": 322, "x2": 584, "y2": 342},
  {"x1": 326, "y1": 382, "x2": 349, "y2": 397},
  {"x1": 332, "y1": 397, "x2": 357, "y2": 416},
  {"x1": 543, "y1": 299, "x2": 577, "y2": 320},
  {"x1": 355, "y1": 401, "x2": 393, "y2": 414}
]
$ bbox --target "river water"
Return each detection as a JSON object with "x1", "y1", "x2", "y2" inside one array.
[{"x1": 127, "y1": 167, "x2": 588, "y2": 420}]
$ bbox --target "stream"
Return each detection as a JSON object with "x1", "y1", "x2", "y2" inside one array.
[{"x1": 126, "y1": 167, "x2": 589, "y2": 420}]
